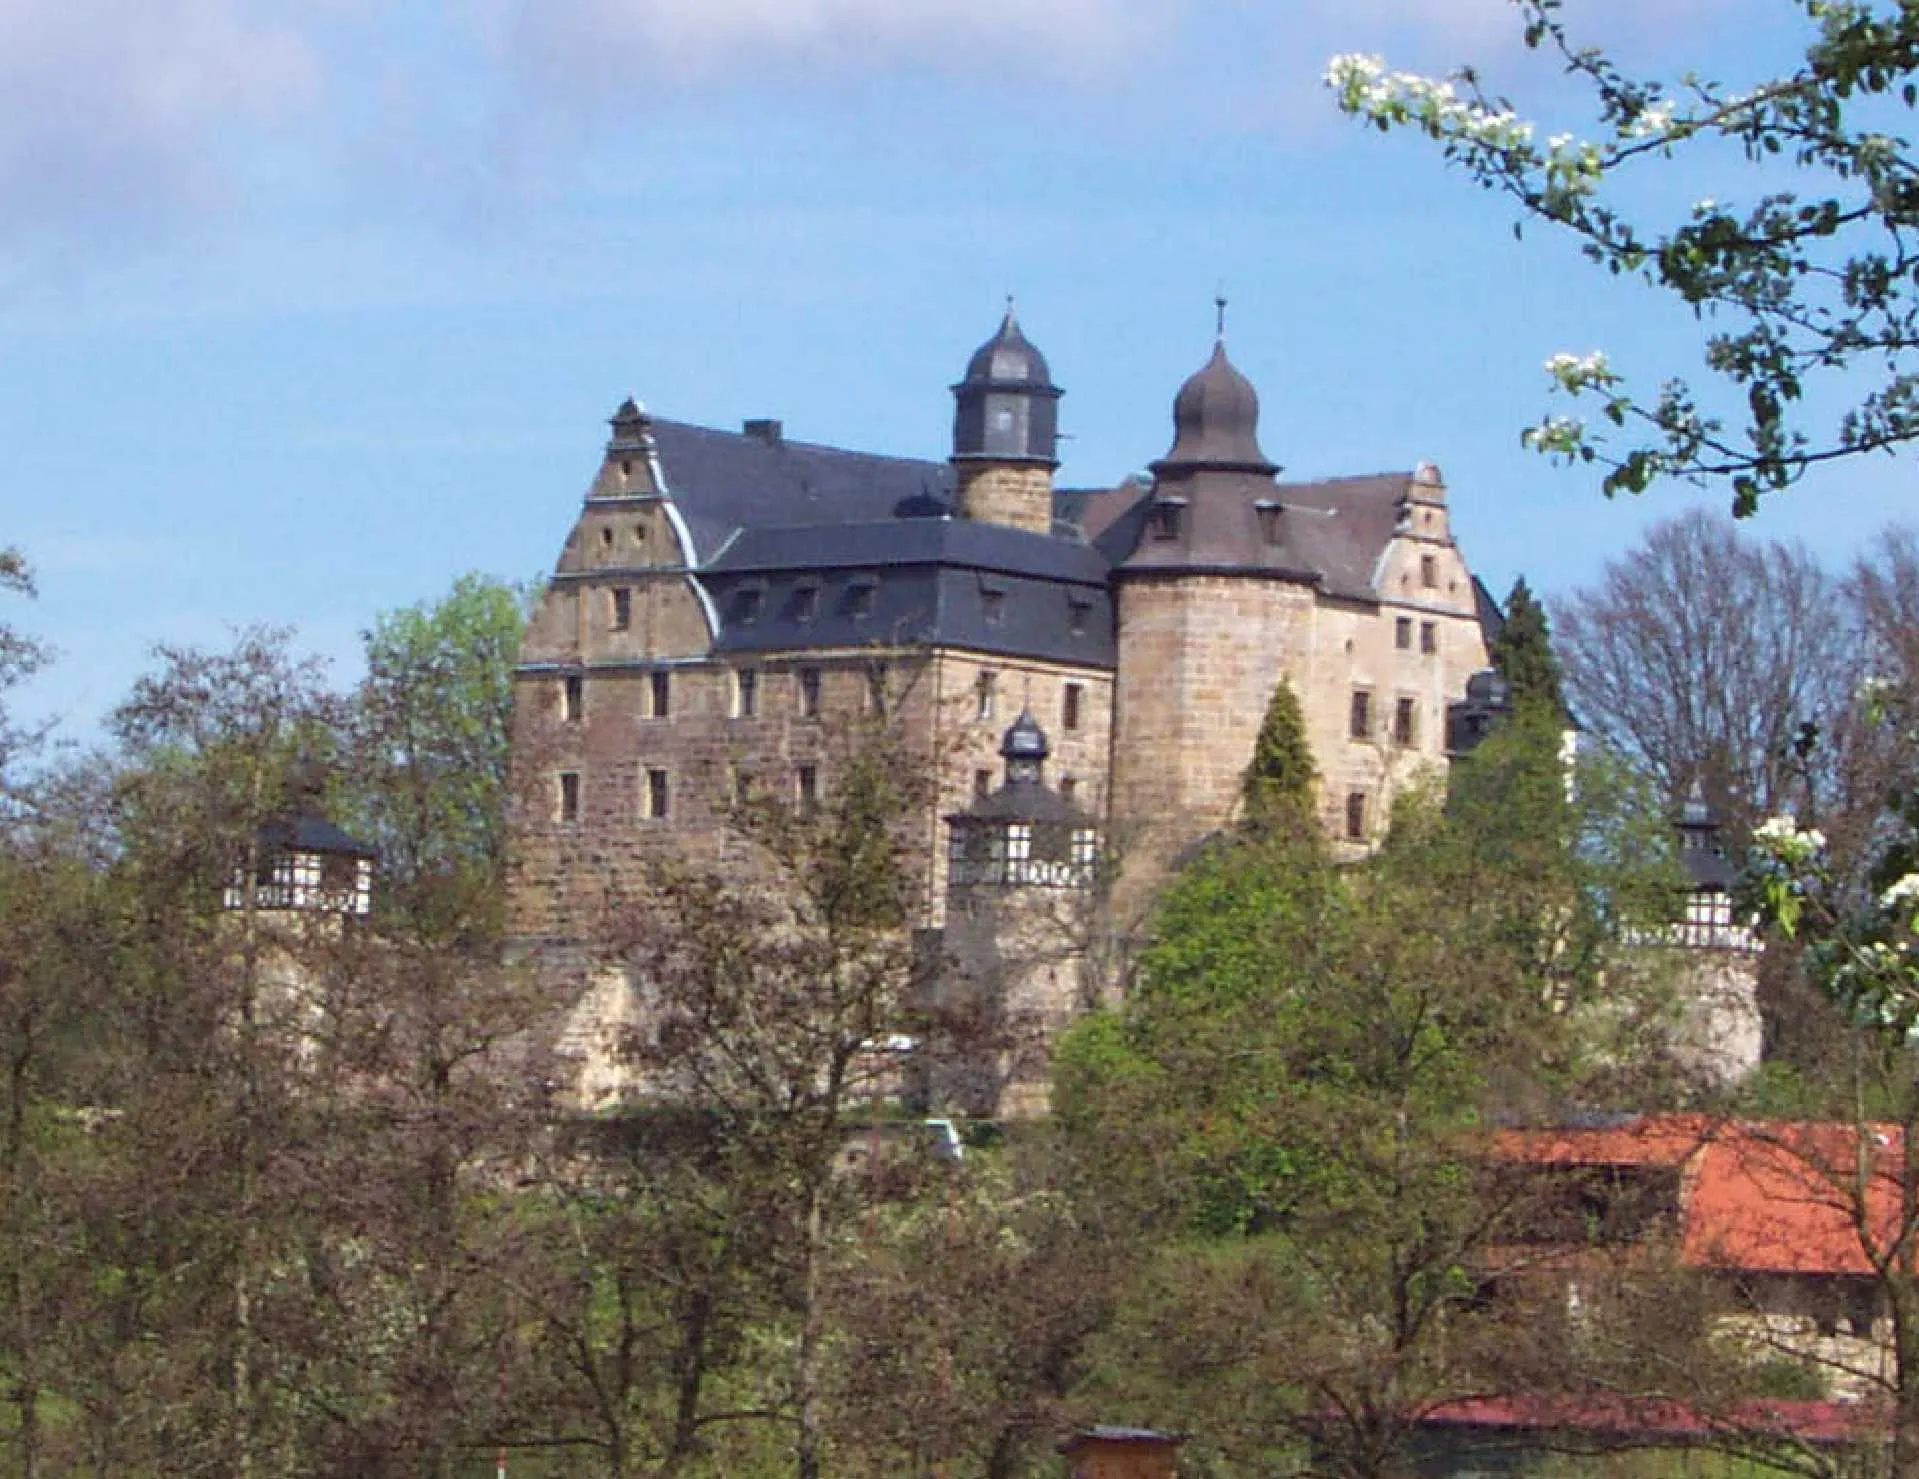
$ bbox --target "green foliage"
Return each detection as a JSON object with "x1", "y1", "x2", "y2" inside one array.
[
  {"x1": 1330, "y1": 1, "x2": 1919, "y2": 511},
  {"x1": 1488, "y1": 576, "x2": 1567, "y2": 719},
  {"x1": 345, "y1": 572, "x2": 529, "y2": 935},
  {"x1": 1240, "y1": 677, "x2": 1317, "y2": 834}
]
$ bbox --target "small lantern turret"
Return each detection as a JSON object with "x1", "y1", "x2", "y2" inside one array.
[
  {"x1": 946, "y1": 711, "x2": 1098, "y2": 890},
  {"x1": 1673, "y1": 780, "x2": 1756, "y2": 952},
  {"x1": 224, "y1": 777, "x2": 377, "y2": 919}
]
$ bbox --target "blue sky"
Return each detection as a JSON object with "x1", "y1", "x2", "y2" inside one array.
[{"x1": 2, "y1": 0, "x2": 1909, "y2": 743}]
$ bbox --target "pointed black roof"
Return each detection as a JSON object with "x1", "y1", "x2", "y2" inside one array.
[
  {"x1": 1154, "y1": 340, "x2": 1277, "y2": 476},
  {"x1": 958, "y1": 309, "x2": 1055, "y2": 392}
]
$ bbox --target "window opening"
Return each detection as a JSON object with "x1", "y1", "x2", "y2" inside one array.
[
  {"x1": 1395, "y1": 617, "x2": 1412, "y2": 651},
  {"x1": 797, "y1": 765, "x2": 819, "y2": 817},
  {"x1": 1420, "y1": 621, "x2": 1438, "y2": 655},
  {"x1": 1394, "y1": 697, "x2": 1417, "y2": 747},
  {"x1": 611, "y1": 587, "x2": 633, "y2": 631},
  {"x1": 976, "y1": 670, "x2": 998, "y2": 723},
  {"x1": 1350, "y1": 689, "x2": 1373, "y2": 741},
  {"x1": 650, "y1": 670, "x2": 671, "y2": 718},
  {"x1": 647, "y1": 768, "x2": 669, "y2": 820},
  {"x1": 562, "y1": 674, "x2": 583, "y2": 722},
  {"x1": 1063, "y1": 681, "x2": 1083, "y2": 732},
  {"x1": 558, "y1": 771, "x2": 580, "y2": 824},
  {"x1": 1346, "y1": 791, "x2": 1367, "y2": 840},
  {"x1": 799, "y1": 667, "x2": 822, "y2": 719},
  {"x1": 735, "y1": 669, "x2": 758, "y2": 719}
]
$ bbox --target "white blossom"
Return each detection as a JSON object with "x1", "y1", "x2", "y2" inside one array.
[
  {"x1": 1752, "y1": 814, "x2": 1826, "y2": 864},
  {"x1": 1545, "y1": 350, "x2": 1613, "y2": 390},
  {"x1": 1883, "y1": 873, "x2": 1919, "y2": 912}
]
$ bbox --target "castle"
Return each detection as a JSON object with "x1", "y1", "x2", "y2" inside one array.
[{"x1": 505, "y1": 311, "x2": 1504, "y2": 1108}]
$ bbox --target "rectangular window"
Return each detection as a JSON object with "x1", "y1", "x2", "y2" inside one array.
[
  {"x1": 1059, "y1": 775, "x2": 1077, "y2": 803},
  {"x1": 1063, "y1": 681, "x2": 1083, "y2": 732},
  {"x1": 562, "y1": 674, "x2": 583, "y2": 722},
  {"x1": 797, "y1": 764, "x2": 818, "y2": 817},
  {"x1": 799, "y1": 666, "x2": 822, "y2": 719},
  {"x1": 735, "y1": 668, "x2": 758, "y2": 719},
  {"x1": 1395, "y1": 617, "x2": 1412, "y2": 651},
  {"x1": 557, "y1": 771, "x2": 580, "y2": 824},
  {"x1": 1394, "y1": 697, "x2": 1417, "y2": 747},
  {"x1": 974, "y1": 768, "x2": 992, "y2": 799},
  {"x1": 1350, "y1": 689, "x2": 1373, "y2": 741},
  {"x1": 1068, "y1": 598, "x2": 1091, "y2": 637},
  {"x1": 848, "y1": 581, "x2": 876, "y2": 620},
  {"x1": 646, "y1": 768, "x2": 670, "y2": 820},
  {"x1": 976, "y1": 669, "x2": 998, "y2": 724},
  {"x1": 1346, "y1": 791, "x2": 1367, "y2": 841},
  {"x1": 1420, "y1": 554, "x2": 1438, "y2": 588},
  {"x1": 1420, "y1": 621, "x2": 1438, "y2": 655},
  {"x1": 1149, "y1": 501, "x2": 1183, "y2": 540},
  {"x1": 982, "y1": 588, "x2": 1005, "y2": 626},
  {"x1": 611, "y1": 587, "x2": 632, "y2": 630},
  {"x1": 650, "y1": 670, "x2": 671, "y2": 719},
  {"x1": 795, "y1": 582, "x2": 821, "y2": 623}
]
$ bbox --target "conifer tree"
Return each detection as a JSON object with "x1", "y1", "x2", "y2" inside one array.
[
  {"x1": 1489, "y1": 576, "x2": 1567, "y2": 719},
  {"x1": 1241, "y1": 677, "x2": 1316, "y2": 833}
]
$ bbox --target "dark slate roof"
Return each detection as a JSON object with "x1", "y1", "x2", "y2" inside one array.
[
  {"x1": 950, "y1": 780, "x2": 1092, "y2": 825},
  {"x1": 648, "y1": 419, "x2": 954, "y2": 564},
  {"x1": 259, "y1": 815, "x2": 378, "y2": 859},
  {"x1": 707, "y1": 516, "x2": 1108, "y2": 583}
]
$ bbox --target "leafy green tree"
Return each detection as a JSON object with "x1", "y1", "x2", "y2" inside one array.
[
  {"x1": 1329, "y1": 1, "x2": 1919, "y2": 511},
  {"x1": 1240, "y1": 676, "x2": 1317, "y2": 835},
  {"x1": 1488, "y1": 575, "x2": 1566, "y2": 720},
  {"x1": 346, "y1": 572, "x2": 528, "y2": 936},
  {"x1": 0, "y1": 547, "x2": 49, "y2": 799},
  {"x1": 1056, "y1": 715, "x2": 1688, "y2": 1479}
]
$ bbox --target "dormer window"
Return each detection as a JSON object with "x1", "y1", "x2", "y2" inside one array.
[
  {"x1": 1421, "y1": 554, "x2": 1439, "y2": 588},
  {"x1": 980, "y1": 579, "x2": 1006, "y2": 627},
  {"x1": 731, "y1": 584, "x2": 765, "y2": 625},
  {"x1": 1254, "y1": 499, "x2": 1282, "y2": 545},
  {"x1": 1068, "y1": 595, "x2": 1091, "y2": 637},
  {"x1": 1149, "y1": 499, "x2": 1186, "y2": 541},
  {"x1": 846, "y1": 576, "x2": 878, "y2": 620},
  {"x1": 794, "y1": 581, "x2": 821, "y2": 623}
]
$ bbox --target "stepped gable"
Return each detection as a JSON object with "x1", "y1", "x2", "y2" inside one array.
[{"x1": 644, "y1": 418, "x2": 956, "y2": 564}]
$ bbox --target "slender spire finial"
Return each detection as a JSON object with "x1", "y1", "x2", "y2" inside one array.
[
  {"x1": 1005, "y1": 292, "x2": 1017, "y2": 322},
  {"x1": 1215, "y1": 287, "x2": 1228, "y2": 340}
]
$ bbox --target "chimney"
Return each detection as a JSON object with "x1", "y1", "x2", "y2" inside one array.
[{"x1": 743, "y1": 418, "x2": 783, "y2": 445}]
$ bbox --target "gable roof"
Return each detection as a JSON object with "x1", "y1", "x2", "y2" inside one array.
[{"x1": 649, "y1": 419, "x2": 955, "y2": 565}]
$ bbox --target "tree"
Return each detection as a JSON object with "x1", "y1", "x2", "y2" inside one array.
[
  {"x1": 1552, "y1": 511, "x2": 1859, "y2": 838},
  {"x1": 1240, "y1": 676, "x2": 1318, "y2": 835},
  {"x1": 1740, "y1": 679, "x2": 1919, "y2": 1479},
  {"x1": 345, "y1": 573, "x2": 528, "y2": 938},
  {"x1": 1487, "y1": 575, "x2": 1567, "y2": 719},
  {"x1": 588, "y1": 717, "x2": 938, "y2": 1479},
  {"x1": 0, "y1": 547, "x2": 48, "y2": 801},
  {"x1": 1329, "y1": 1, "x2": 1919, "y2": 512},
  {"x1": 1053, "y1": 732, "x2": 1687, "y2": 1479}
]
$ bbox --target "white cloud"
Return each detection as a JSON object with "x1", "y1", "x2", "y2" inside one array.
[{"x1": 0, "y1": 0, "x2": 321, "y2": 247}]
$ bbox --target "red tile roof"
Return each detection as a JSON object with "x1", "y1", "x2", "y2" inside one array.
[
  {"x1": 1494, "y1": 1116, "x2": 1911, "y2": 1278},
  {"x1": 1416, "y1": 1394, "x2": 1879, "y2": 1445}
]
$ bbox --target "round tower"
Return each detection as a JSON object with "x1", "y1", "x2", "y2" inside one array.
[
  {"x1": 950, "y1": 307, "x2": 1063, "y2": 535},
  {"x1": 1109, "y1": 331, "x2": 1304, "y2": 885},
  {"x1": 1665, "y1": 780, "x2": 1763, "y2": 1086}
]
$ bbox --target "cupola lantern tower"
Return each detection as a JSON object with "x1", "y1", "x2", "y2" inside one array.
[{"x1": 950, "y1": 306, "x2": 1064, "y2": 536}]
